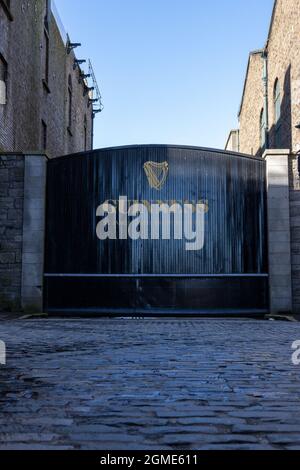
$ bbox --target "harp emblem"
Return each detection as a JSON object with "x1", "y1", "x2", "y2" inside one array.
[{"x1": 143, "y1": 161, "x2": 169, "y2": 190}]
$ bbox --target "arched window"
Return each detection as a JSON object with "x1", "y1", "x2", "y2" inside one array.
[
  {"x1": 260, "y1": 108, "x2": 266, "y2": 148},
  {"x1": 68, "y1": 75, "x2": 73, "y2": 131},
  {"x1": 274, "y1": 79, "x2": 281, "y2": 124}
]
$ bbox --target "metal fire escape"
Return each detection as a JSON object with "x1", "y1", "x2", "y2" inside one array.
[
  {"x1": 88, "y1": 60, "x2": 104, "y2": 118},
  {"x1": 87, "y1": 60, "x2": 104, "y2": 149}
]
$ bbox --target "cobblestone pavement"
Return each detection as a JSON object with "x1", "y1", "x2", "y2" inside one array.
[{"x1": 0, "y1": 318, "x2": 300, "y2": 450}]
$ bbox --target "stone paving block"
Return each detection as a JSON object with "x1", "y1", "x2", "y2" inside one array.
[
  {"x1": 0, "y1": 433, "x2": 59, "y2": 442},
  {"x1": 160, "y1": 433, "x2": 259, "y2": 446},
  {"x1": 0, "y1": 318, "x2": 300, "y2": 449},
  {"x1": 0, "y1": 444, "x2": 74, "y2": 450},
  {"x1": 267, "y1": 434, "x2": 300, "y2": 444}
]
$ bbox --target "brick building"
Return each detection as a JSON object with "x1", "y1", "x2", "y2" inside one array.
[
  {"x1": 0, "y1": 0, "x2": 98, "y2": 157},
  {"x1": 226, "y1": 0, "x2": 300, "y2": 313}
]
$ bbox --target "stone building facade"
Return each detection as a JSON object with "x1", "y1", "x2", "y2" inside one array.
[
  {"x1": 0, "y1": 1, "x2": 101, "y2": 311},
  {"x1": 226, "y1": 0, "x2": 300, "y2": 313},
  {"x1": 0, "y1": 0, "x2": 94, "y2": 157},
  {"x1": 228, "y1": 0, "x2": 300, "y2": 158},
  {"x1": 225, "y1": 129, "x2": 240, "y2": 153}
]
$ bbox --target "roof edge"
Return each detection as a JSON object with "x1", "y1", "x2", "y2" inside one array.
[
  {"x1": 238, "y1": 0, "x2": 278, "y2": 118},
  {"x1": 225, "y1": 129, "x2": 239, "y2": 150},
  {"x1": 238, "y1": 50, "x2": 264, "y2": 118},
  {"x1": 266, "y1": 0, "x2": 278, "y2": 49}
]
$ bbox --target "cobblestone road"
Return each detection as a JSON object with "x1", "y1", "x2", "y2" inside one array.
[{"x1": 0, "y1": 318, "x2": 300, "y2": 450}]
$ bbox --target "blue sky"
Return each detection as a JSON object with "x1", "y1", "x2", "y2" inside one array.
[{"x1": 55, "y1": 0, "x2": 274, "y2": 150}]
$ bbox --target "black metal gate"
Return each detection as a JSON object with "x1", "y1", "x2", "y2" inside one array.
[{"x1": 44, "y1": 145, "x2": 268, "y2": 315}]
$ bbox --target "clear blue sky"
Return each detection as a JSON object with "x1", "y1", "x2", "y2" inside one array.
[{"x1": 55, "y1": 0, "x2": 274, "y2": 150}]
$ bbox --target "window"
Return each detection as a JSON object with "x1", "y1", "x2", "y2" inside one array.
[
  {"x1": 0, "y1": 54, "x2": 8, "y2": 105},
  {"x1": 274, "y1": 79, "x2": 281, "y2": 124},
  {"x1": 274, "y1": 79, "x2": 281, "y2": 147},
  {"x1": 41, "y1": 120, "x2": 47, "y2": 151},
  {"x1": 260, "y1": 108, "x2": 266, "y2": 148},
  {"x1": 68, "y1": 75, "x2": 73, "y2": 132}
]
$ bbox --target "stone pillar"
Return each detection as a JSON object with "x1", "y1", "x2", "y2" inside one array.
[
  {"x1": 21, "y1": 154, "x2": 47, "y2": 312},
  {"x1": 263, "y1": 149, "x2": 293, "y2": 314}
]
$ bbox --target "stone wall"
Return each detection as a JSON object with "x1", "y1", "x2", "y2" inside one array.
[
  {"x1": 225, "y1": 130, "x2": 240, "y2": 153},
  {"x1": 228, "y1": 0, "x2": 300, "y2": 314},
  {"x1": 0, "y1": 153, "x2": 47, "y2": 312},
  {"x1": 265, "y1": 0, "x2": 300, "y2": 313},
  {"x1": 266, "y1": 0, "x2": 300, "y2": 153},
  {"x1": 264, "y1": 150, "x2": 293, "y2": 314},
  {"x1": 0, "y1": 154, "x2": 24, "y2": 310},
  {"x1": 0, "y1": 0, "x2": 93, "y2": 157},
  {"x1": 235, "y1": 0, "x2": 300, "y2": 157},
  {"x1": 238, "y1": 52, "x2": 264, "y2": 156}
]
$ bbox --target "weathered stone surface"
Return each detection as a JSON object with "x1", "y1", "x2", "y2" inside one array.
[
  {"x1": 0, "y1": 1, "x2": 92, "y2": 157},
  {"x1": 0, "y1": 318, "x2": 300, "y2": 450},
  {"x1": 237, "y1": 0, "x2": 300, "y2": 156},
  {"x1": 0, "y1": 253, "x2": 15, "y2": 264},
  {"x1": 0, "y1": 156, "x2": 24, "y2": 310}
]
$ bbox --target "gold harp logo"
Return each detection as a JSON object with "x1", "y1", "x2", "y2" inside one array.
[{"x1": 143, "y1": 161, "x2": 169, "y2": 190}]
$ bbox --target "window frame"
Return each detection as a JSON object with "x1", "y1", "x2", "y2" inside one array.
[
  {"x1": 260, "y1": 108, "x2": 266, "y2": 149},
  {"x1": 273, "y1": 78, "x2": 281, "y2": 124}
]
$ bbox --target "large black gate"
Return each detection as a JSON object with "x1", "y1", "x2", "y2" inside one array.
[{"x1": 44, "y1": 145, "x2": 268, "y2": 315}]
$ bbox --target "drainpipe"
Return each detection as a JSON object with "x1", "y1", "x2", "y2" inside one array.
[{"x1": 262, "y1": 50, "x2": 269, "y2": 149}]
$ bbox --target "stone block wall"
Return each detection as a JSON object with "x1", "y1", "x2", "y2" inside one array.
[
  {"x1": 263, "y1": 150, "x2": 293, "y2": 314},
  {"x1": 0, "y1": 154, "x2": 24, "y2": 310},
  {"x1": 230, "y1": 0, "x2": 300, "y2": 156},
  {"x1": 21, "y1": 155, "x2": 47, "y2": 312},
  {"x1": 238, "y1": 52, "x2": 264, "y2": 157},
  {"x1": 0, "y1": 153, "x2": 46, "y2": 312},
  {"x1": 0, "y1": 0, "x2": 93, "y2": 157}
]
